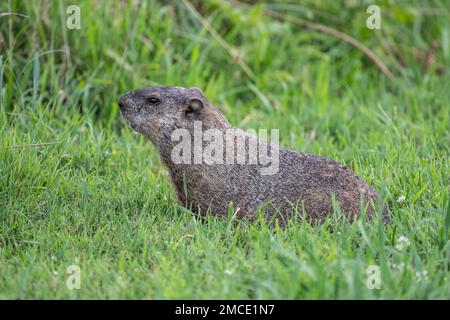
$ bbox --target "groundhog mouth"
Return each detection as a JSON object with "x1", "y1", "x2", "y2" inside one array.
[
  {"x1": 123, "y1": 117, "x2": 141, "y2": 133},
  {"x1": 118, "y1": 107, "x2": 137, "y2": 130}
]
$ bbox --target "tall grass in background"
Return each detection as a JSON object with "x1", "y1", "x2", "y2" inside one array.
[{"x1": 2, "y1": 0, "x2": 449, "y2": 123}]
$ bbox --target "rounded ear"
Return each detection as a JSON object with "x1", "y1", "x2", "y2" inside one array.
[{"x1": 184, "y1": 97, "x2": 204, "y2": 115}]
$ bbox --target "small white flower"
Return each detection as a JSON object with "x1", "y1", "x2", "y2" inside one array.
[
  {"x1": 415, "y1": 270, "x2": 429, "y2": 283},
  {"x1": 51, "y1": 255, "x2": 57, "y2": 261},
  {"x1": 117, "y1": 276, "x2": 127, "y2": 289},
  {"x1": 395, "y1": 236, "x2": 411, "y2": 251},
  {"x1": 396, "y1": 195, "x2": 406, "y2": 205},
  {"x1": 224, "y1": 269, "x2": 234, "y2": 276},
  {"x1": 52, "y1": 271, "x2": 59, "y2": 276},
  {"x1": 391, "y1": 262, "x2": 406, "y2": 272}
]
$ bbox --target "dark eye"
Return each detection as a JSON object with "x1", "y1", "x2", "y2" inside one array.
[{"x1": 148, "y1": 97, "x2": 160, "y2": 105}]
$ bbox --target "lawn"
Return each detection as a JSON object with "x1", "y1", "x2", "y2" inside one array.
[{"x1": 0, "y1": 0, "x2": 449, "y2": 299}]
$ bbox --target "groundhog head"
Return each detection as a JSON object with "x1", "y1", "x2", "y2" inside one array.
[{"x1": 119, "y1": 86, "x2": 214, "y2": 145}]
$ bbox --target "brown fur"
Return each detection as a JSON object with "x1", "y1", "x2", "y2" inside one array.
[{"x1": 119, "y1": 86, "x2": 389, "y2": 226}]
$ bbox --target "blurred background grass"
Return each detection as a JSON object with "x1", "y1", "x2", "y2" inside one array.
[
  {"x1": 2, "y1": 0, "x2": 449, "y2": 121},
  {"x1": 0, "y1": 0, "x2": 449, "y2": 299}
]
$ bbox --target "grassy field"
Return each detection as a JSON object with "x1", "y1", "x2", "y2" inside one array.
[{"x1": 0, "y1": 0, "x2": 449, "y2": 299}]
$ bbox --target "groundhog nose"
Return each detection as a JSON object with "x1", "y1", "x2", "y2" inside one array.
[{"x1": 118, "y1": 96, "x2": 127, "y2": 110}]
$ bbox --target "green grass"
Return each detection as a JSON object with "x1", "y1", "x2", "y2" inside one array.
[{"x1": 0, "y1": 0, "x2": 449, "y2": 299}]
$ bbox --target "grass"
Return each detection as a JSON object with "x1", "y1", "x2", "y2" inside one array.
[{"x1": 0, "y1": 0, "x2": 449, "y2": 299}]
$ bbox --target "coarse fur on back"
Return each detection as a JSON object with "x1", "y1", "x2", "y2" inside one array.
[{"x1": 119, "y1": 86, "x2": 389, "y2": 226}]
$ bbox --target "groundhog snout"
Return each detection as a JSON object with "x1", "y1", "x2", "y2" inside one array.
[
  {"x1": 118, "y1": 98, "x2": 125, "y2": 110},
  {"x1": 118, "y1": 93, "x2": 132, "y2": 111}
]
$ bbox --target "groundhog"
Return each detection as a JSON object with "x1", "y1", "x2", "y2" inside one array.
[{"x1": 119, "y1": 86, "x2": 389, "y2": 226}]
